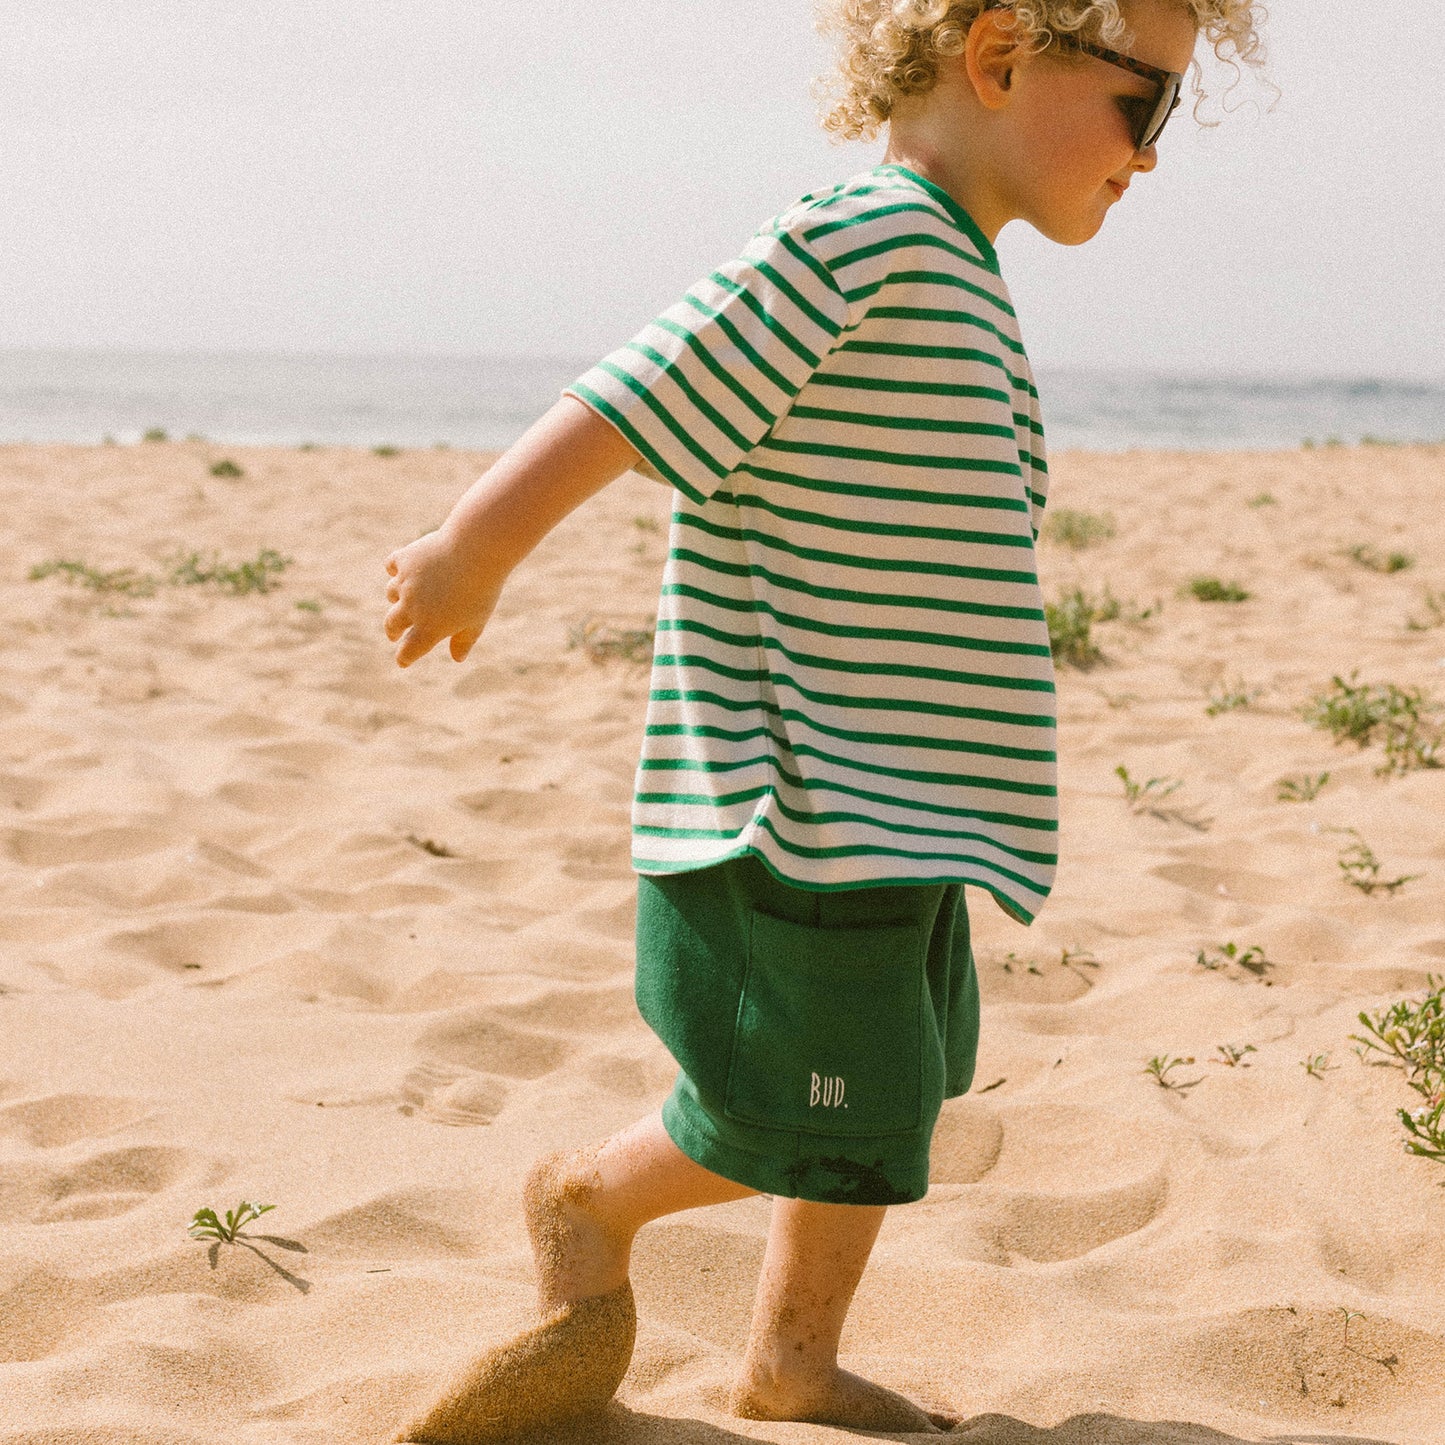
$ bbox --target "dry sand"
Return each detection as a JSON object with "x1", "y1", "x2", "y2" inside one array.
[{"x1": 1, "y1": 436, "x2": 1443, "y2": 1445}]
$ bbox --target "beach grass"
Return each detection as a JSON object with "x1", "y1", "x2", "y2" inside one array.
[
  {"x1": 1187, "y1": 576, "x2": 1251, "y2": 603},
  {"x1": 1304, "y1": 672, "x2": 1443, "y2": 775}
]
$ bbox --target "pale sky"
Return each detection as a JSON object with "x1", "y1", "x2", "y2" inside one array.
[{"x1": 3, "y1": 1, "x2": 1442, "y2": 378}]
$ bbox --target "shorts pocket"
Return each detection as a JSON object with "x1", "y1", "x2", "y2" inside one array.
[{"x1": 723, "y1": 908, "x2": 925, "y2": 1138}]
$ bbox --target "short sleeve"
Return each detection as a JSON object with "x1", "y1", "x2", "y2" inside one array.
[{"x1": 565, "y1": 226, "x2": 849, "y2": 504}]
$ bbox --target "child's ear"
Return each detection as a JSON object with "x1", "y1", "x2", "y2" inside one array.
[{"x1": 965, "y1": 8, "x2": 1022, "y2": 110}]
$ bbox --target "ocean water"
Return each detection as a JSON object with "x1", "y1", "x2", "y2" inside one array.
[{"x1": 1, "y1": 349, "x2": 1442, "y2": 454}]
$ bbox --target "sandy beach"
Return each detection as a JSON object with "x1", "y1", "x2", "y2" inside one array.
[{"x1": 1, "y1": 436, "x2": 1443, "y2": 1444}]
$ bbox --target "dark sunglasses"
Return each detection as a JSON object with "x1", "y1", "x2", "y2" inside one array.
[
  {"x1": 1056, "y1": 36, "x2": 1185, "y2": 151},
  {"x1": 982, "y1": 4, "x2": 1185, "y2": 151}
]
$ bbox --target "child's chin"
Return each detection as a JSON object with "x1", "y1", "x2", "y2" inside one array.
[{"x1": 1035, "y1": 211, "x2": 1109, "y2": 247}]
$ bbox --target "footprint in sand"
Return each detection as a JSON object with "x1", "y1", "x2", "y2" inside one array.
[
  {"x1": 399, "y1": 1062, "x2": 511, "y2": 1127},
  {"x1": 0, "y1": 1093, "x2": 149, "y2": 1150},
  {"x1": 2, "y1": 822, "x2": 173, "y2": 868},
  {"x1": 414, "y1": 1009, "x2": 574, "y2": 1080},
  {"x1": 978, "y1": 1166, "x2": 1169, "y2": 1264},
  {"x1": 0, "y1": 1144, "x2": 189, "y2": 1225}
]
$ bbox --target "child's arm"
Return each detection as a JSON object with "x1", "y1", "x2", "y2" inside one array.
[{"x1": 383, "y1": 395, "x2": 640, "y2": 668}]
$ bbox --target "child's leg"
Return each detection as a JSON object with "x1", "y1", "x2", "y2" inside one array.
[
  {"x1": 733, "y1": 1196, "x2": 954, "y2": 1432},
  {"x1": 396, "y1": 1109, "x2": 753, "y2": 1444},
  {"x1": 525, "y1": 1109, "x2": 755, "y2": 1312}
]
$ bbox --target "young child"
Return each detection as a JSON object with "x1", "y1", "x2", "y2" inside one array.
[{"x1": 386, "y1": 1, "x2": 1263, "y2": 1436}]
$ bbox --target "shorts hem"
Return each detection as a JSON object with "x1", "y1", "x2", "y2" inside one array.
[{"x1": 661, "y1": 1079, "x2": 930, "y2": 1207}]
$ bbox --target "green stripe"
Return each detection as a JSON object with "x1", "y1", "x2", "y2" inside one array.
[
  {"x1": 681, "y1": 291, "x2": 796, "y2": 400},
  {"x1": 735, "y1": 459, "x2": 1029, "y2": 515},
  {"x1": 721, "y1": 486, "x2": 1034, "y2": 551},
  {"x1": 651, "y1": 316, "x2": 776, "y2": 429},
  {"x1": 838, "y1": 340, "x2": 1039, "y2": 398},
  {"x1": 650, "y1": 656, "x2": 1057, "y2": 762},
  {"x1": 652, "y1": 671, "x2": 1049, "y2": 731},
  {"x1": 810, "y1": 371, "x2": 1011, "y2": 405},
  {"x1": 863, "y1": 305, "x2": 1026, "y2": 357},
  {"x1": 630, "y1": 844, "x2": 1042, "y2": 921},
  {"x1": 754, "y1": 256, "x2": 842, "y2": 340},
  {"x1": 643, "y1": 694, "x2": 1057, "y2": 791},
  {"x1": 708, "y1": 269, "x2": 823, "y2": 370},
  {"x1": 776, "y1": 230, "x2": 842, "y2": 301},
  {"x1": 874, "y1": 166, "x2": 1000, "y2": 270},
  {"x1": 567, "y1": 382, "x2": 704, "y2": 504},
  {"x1": 595, "y1": 358, "x2": 731, "y2": 482},
  {"x1": 655, "y1": 648, "x2": 1052, "y2": 700},
  {"x1": 804, "y1": 201, "x2": 992, "y2": 266},
  {"x1": 663, "y1": 580, "x2": 1052, "y2": 680},
  {"x1": 663, "y1": 606, "x2": 1050, "y2": 677},
  {"x1": 621, "y1": 340, "x2": 753, "y2": 456},
  {"x1": 675, "y1": 511, "x2": 1041, "y2": 586},
  {"x1": 634, "y1": 774, "x2": 1057, "y2": 864},
  {"x1": 844, "y1": 265, "x2": 1014, "y2": 320},
  {"x1": 759, "y1": 435, "x2": 1021, "y2": 477},
  {"x1": 669, "y1": 544, "x2": 1043, "y2": 622},
  {"x1": 638, "y1": 705, "x2": 1057, "y2": 832},
  {"x1": 639, "y1": 814, "x2": 1044, "y2": 901},
  {"x1": 787, "y1": 402, "x2": 1016, "y2": 442}
]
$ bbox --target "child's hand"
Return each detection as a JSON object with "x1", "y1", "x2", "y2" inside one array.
[{"x1": 383, "y1": 527, "x2": 503, "y2": 668}]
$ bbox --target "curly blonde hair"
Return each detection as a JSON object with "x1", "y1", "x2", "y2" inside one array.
[{"x1": 815, "y1": 0, "x2": 1266, "y2": 141}]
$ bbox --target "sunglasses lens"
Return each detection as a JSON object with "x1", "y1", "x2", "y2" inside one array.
[{"x1": 1143, "y1": 78, "x2": 1182, "y2": 148}]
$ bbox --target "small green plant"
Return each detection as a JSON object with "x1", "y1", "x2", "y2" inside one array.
[
  {"x1": 142, "y1": 427, "x2": 169, "y2": 442},
  {"x1": 1276, "y1": 772, "x2": 1330, "y2": 802},
  {"x1": 1042, "y1": 508, "x2": 1116, "y2": 549},
  {"x1": 632, "y1": 515, "x2": 660, "y2": 534},
  {"x1": 1352, "y1": 977, "x2": 1445, "y2": 1167},
  {"x1": 169, "y1": 548, "x2": 292, "y2": 596},
  {"x1": 1115, "y1": 764, "x2": 1209, "y2": 829},
  {"x1": 567, "y1": 616, "x2": 657, "y2": 664},
  {"x1": 1145, "y1": 1054, "x2": 1201, "y2": 1091},
  {"x1": 298, "y1": 442, "x2": 319, "y2": 452},
  {"x1": 28, "y1": 559, "x2": 159, "y2": 597},
  {"x1": 32, "y1": 549, "x2": 293, "y2": 601},
  {"x1": 372, "y1": 445, "x2": 400, "y2": 457},
  {"x1": 1327, "y1": 827, "x2": 1421, "y2": 896},
  {"x1": 1197, "y1": 942, "x2": 1273, "y2": 978},
  {"x1": 1405, "y1": 590, "x2": 1445, "y2": 632},
  {"x1": 1247, "y1": 492, "x2": 1277, "y2": 508},
  {"x1": 1117, "y1": 764, "x2": 1180, "y2": 810},
  {"x1": 1304, "y1": 672, "x2": 1443, "y2": 775},
  {"x1": 209, "y1": 459, "x2": 244, "y2": 478},
  {"x1": 188, "y1": 1200, "x2": 275, "y2": 1243},
  {"x1": 1059, "y1": 947, "x2": 1100, "y2": 982},
  {"x1": 1302, "y1": 1052, "x2": 1338, "y2": 1078},
  {"x1": 1205, "y1": 679, "x2": 1262, "y2": 716},
  {"x1": 1344, "y1": 543, "x2": 1413, "y2": 574},
  {"x1": 1045, "y1": 586, "x2": 1119, "y2": 668},
  {"x1": 1214, "y1": 1042, "x2": 1258, "y2": 1067},
  {"x1": 1187, "y1": 576, "x2": 1251, "y2": 603},
  {"x1": 295, "y1": 598, "x2": 322, "y2": 613}
]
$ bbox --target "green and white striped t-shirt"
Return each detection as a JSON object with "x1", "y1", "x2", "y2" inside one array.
[{"x1": 567, "y1": 164, "x2": 1056, "y2": 924}]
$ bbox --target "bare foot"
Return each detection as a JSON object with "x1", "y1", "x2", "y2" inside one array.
[
  {"x1": 395, "y1": 1150, "x2": 638, "y2": 1443},
  {"x1": 732, "y1": 1361, "x2": 951, "y2": 1432},
  {"x1": 395, "y1": 1282, "x2": 636, "y2": 1443}
]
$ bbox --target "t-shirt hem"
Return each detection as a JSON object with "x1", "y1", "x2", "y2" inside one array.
[{"x1": 632, "y1": 845, "x2": 1041, "y2": 923}]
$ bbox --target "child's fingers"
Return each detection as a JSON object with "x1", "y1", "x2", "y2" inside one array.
[
  {"x1": 394, "y1": 625, "x2": 443, "y2": 668},
  {"x1": 383, "y1": 599, "x2": 410, "y2": 643},
  {"x1": 449, "y1": 628, "x2": 482, "y2": 662}
]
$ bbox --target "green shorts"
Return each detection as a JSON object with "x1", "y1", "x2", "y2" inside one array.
[{"x1": 635, "y1": 852, "x2": 980, "y2": 1206}]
